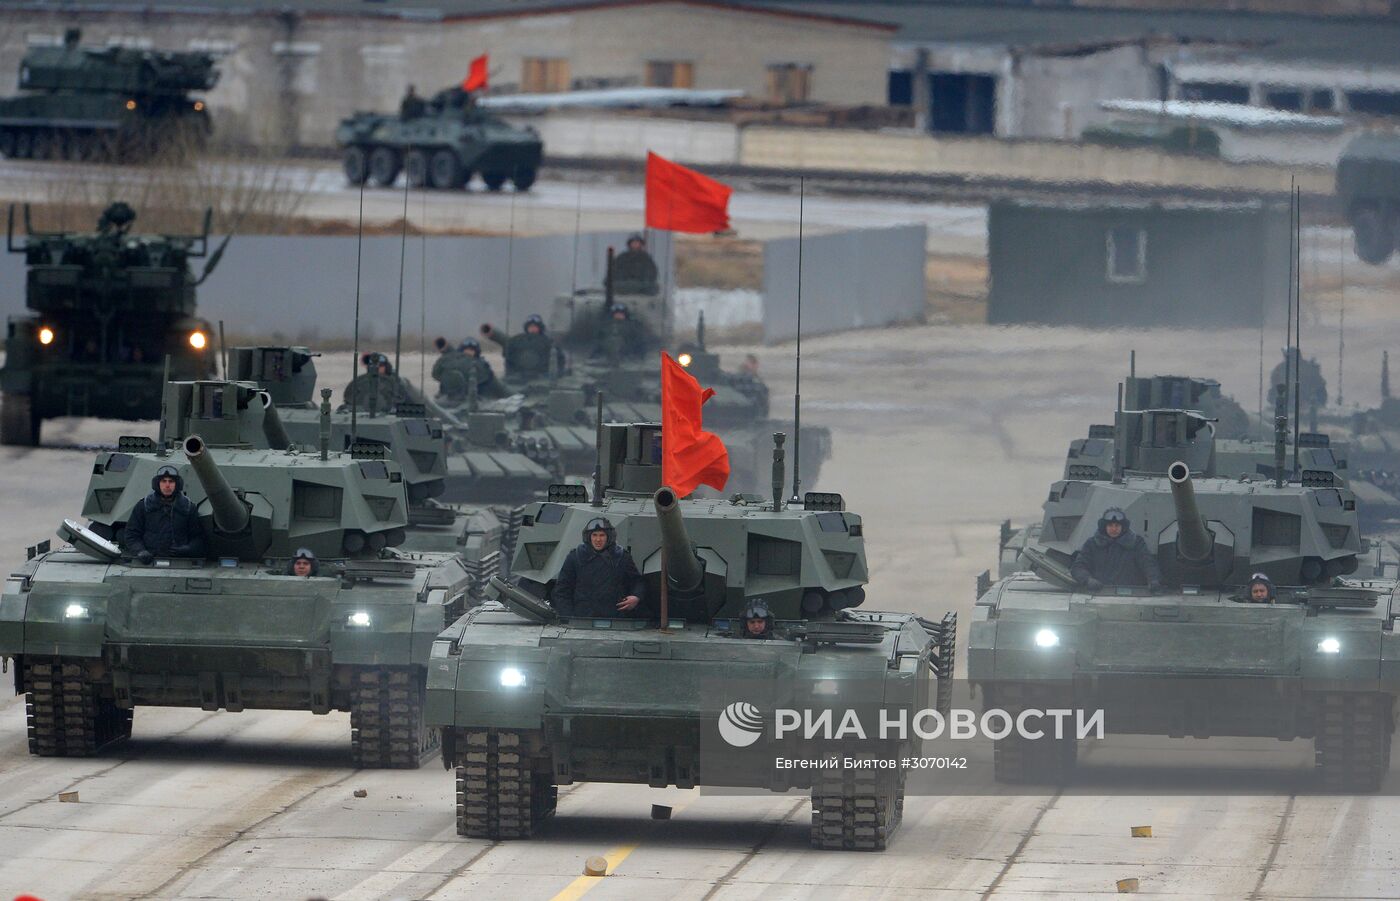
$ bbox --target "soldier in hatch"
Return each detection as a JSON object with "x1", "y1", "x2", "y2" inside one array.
[
  {"x1": 551, "y1": 517, "x2": 644, "y2": 619},
  {"x1": 1070, "y1": 507, "x2": 1163, "y2": 593},
  {"x1": 123, "y1": 464, "x2": 208, "y2": 564}
]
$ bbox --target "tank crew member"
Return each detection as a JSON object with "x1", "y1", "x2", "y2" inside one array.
[
  {"x1": 344, "y1": 352, "x2": 410, "y2": 413},
  {"x1": 288, "y1": 547, "x2": 319, "y2": 577},
  {"x1": 1269, "y1": 348, "x2": 1329, "y2": 416},
  {"x1": 436, "y1": 339, "x2": 505, "y2": 401},
  {"x1": 1070, "y1": 507, "x2": 1163, "y2": 593},
  {"x1": 480, "y1": 315, "x2": 564, "y2": 382},
  {"x1": 608, "y1": 233, "x2": 660, "y2": 296},
  {"x1": 592, "y1": 303, "x2": 652, "y2": 361},
  {"x1": 1246, "y1": 572, "x2": 1276, "y2": 604},
  {"x1": 740, "y1": 599, "x2": 775, "y2": 639},
  {"x1": 400, "y1": 84, "x2": 426, "y2": 120},
  {"x1": 123, "y1": 464, "x2": 208, "y2": 564},
  {"x1": 551, "y1": 516, "x2": 645, "y2": 618}
]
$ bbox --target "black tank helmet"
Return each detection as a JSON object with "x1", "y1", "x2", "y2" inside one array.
[
  {"x1": 524, "y1": 314, "x2": 546, "y2": 333},
  {"x1": 288, "y1": 546, "x2": 319, "y2": 576},
  {"x1": 151, "y1": 464, "x2": 184, "y2": 494},
  {"x1": 626, "y1": 232, "x2": 646, "y2": 247},
  {"x1": 582, "y1": 516, "x2": 616, "y2": 548},
  {"x1": 1098, "y1": 506, "x2": 1130, "y2": 535},
  {"x1": 741, "y1": 599, "x2": 774, "y2": 637},
  {"x1": 1247, "y1": 572, "x2": 1276, "y2": 603},
  {"x1": 609, "y1": 302, "x2": 629, "y2": 318},
  {"x1": 458, "y1": 338, "x2": 481, "y2": 354}
]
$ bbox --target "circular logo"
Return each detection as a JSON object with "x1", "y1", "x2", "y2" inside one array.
[{"x1": 718, "y1": 701, "x2": 764, "y2": 748}]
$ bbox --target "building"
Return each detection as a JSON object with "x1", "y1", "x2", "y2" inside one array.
[
  {"x1": 987, "y1": 198, "x2": 1290, "y2": 328},
  {"x1": 3, "y1": 0, "x2": 895, "y2": 148}
]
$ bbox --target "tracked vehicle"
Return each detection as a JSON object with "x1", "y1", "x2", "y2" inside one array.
[
  {"x1": 426, "y1": 423, "x2": 955, "y2": 849},
  {"x1": 0, "y1": 378, "x2": 474, "y2": 767}
]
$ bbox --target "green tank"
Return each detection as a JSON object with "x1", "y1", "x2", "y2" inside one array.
[
  {"x1": 336, "y1": 86, "x2": 542, "y2": 191},
  {"x1": 1337, "y1": 132, "x2": 1400, "y2": 265},
  {"x1": 0, "y1": 201, "x2": 224, "y2": 446},
  {"x1": 0, "y1": 377, "x2": 475, "y2": 767},
  {"x1": 972, "y1": 395, "x2": 1400, "y2": 791},
  {"x1": 0, "y1": 28, "x2": 217, "y2": 162},
  {"x1": 426, "y1": 422, "x2": 956, "y2": 849}
]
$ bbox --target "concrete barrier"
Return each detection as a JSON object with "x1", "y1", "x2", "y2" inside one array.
[{"x1": 528, "y1": 114, "x2": 740, "y2": 165}]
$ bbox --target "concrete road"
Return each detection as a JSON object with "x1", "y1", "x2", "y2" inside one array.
[{"x1": 4, "y1": 313, "x2": 1400, "y2": 898}]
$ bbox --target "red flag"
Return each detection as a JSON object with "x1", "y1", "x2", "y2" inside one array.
[
  {"x1": 660, "y1": 352, "x2": 729, "y2": 497},
  {"x1": 645, "y1": 152, "x2": 732, "y2": 234},
  {"x1": 463, "y1": 54, "x2": 488, "y2": 92}
]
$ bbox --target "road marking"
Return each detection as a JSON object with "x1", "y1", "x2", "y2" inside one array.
[{"x1": 547, "y1": 794, "x2": 696, "y2": 901}]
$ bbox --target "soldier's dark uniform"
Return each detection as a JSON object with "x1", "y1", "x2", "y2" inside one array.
[
  {"x1": 483, "y1": 316, "x2": 564, "y2": 382},
  {"x1": 123, "y1": 465, "x2": 208, "y2": 563},
  {"x1": 552, "y1": 517, "x2": 646, "y2": 619},
  {"x1": 1070, "y1": 507, "x2": 1163, "y2": 592},
  {"x1": 609, "y1": 233, "x2": 659, "y2": 295}
]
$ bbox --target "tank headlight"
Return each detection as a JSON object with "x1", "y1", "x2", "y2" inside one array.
[
  {"x1": 193, "y1": 101, "x2": 205, "y2": 112},
  {"x1": 1317, "y1": 637, "x2": 1341, "y2": 654},
  {"x1": 188, "y1": 330, "x2": 207, "y2": 350},
  {"x1": 64, "y1": 603, "x2": 88, "y2": 619},
  {"x1": 499, "y1": 667, "x2": 526, "y2": 688},
  {"x1": 677, "y1": 352, "x2": 693, "y2": 368},
  {"x1": 125, "y1": 99, "x2": 137, "y2": 111},
  {"x1": 813, "y1": 679, "x2": 839, "y2": 696},
  {"x1": 1034, "y1": 628, "x2": 1060, "y2": 648},
  {"x1": 347, "y1": 611, "x2": 371, "y2": 628},
  {"x1": 38, "y1": 326, "x2": 54, "y2": 346}
]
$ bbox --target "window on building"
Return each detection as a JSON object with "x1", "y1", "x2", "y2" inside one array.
[
  {"x1": 1308, "y1": 89, "x2": 1336, "y2": 112},
  {"x1": 1106, "y1": 226, "x2": 1147, "y2": 284},
  {"x1": 929, "y1": 73, "x2": 996, "y2": 134},
  {"x1": 1179, "y1": 81, "x2": 1249, "y2": 104},
  {"x1": 1264, "y1": 87, "x2": 1304, "y2": 112},
  {"x1": 645, "y1": 61, "x2": 694, "y2": 89},
  {"x1": 888, "y1": 70, "x2": 912, "y2": 106},
  {"x1": 522, "y1": 57, "x2": 571, "y2": 93},
  {"x1": 1347, "y1": 90, "x2": 1400, "y2": 117},
  {"x1": 767, "y1": 63, "x2": 812, "y2": 104}
]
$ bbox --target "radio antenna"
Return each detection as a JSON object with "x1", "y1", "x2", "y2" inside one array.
[
  {"x1": 1291, "y1": 183, "x2": 1302, "y2": 476},
  {"x1": 419, "y1": 185, "x2": 428, "y2": 394},
  {"x1": 504, "y1": 189, "x2": 517, "y2": 335},
  {"x1": 393, "y1": 172, "x2": 410, "y2": 382},
  {"x1": 789, "y1": 176, "x2": 805, "y2": 504},
  {"x1": 350, "y1": 174, "x2": 366, "y2": 445}
]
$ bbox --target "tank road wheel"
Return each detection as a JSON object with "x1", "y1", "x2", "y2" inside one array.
[
  {"x1": 482, "y1": 171, "x2": 507, "y2": 192},
  {"x1": 991, "y1": 683, "x2": 1077, "y2": 785},
  {"x1": 1314, "y1": 691, "x2": 1394, "y2": 792},
  {"x1": 24, "y1": 657, "x2": 131, "y2": 757},
  {"x1": 368, "y1": 146, "x2": 402, "y2": 187},
  {"x1": 512, "y1": 167, "x2": 537, "y2": 191},
  {"x1": 1, "y1": 393, "x2": 39, "y2": 446},
  {"x1": 454, "y1": 729, "x2": 555, "y2": 839},
  {"x1": 810, "y1": 770, "x2": 904, "y2": 851},
  {"x1": 1351, "y1": 202, "x2": 1397, "y2": 266},
  {"x1": 428, "y1": 149, "x2": 466, "y2": 190},
  {"x1": 349, "y1": 666, "x2": 439, "y2": 768},
  {"x1": 404, "y1": 149, "x2": 430, "y2": 188},
  {"x1": 343, "y1": 146, "x2": 369, "y2": 185}
]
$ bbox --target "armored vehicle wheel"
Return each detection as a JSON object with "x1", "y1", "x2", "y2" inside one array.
[
  {"x1": 0, "y1": 130, "x2": 14, "y2": 158},
  {"x1": 990, "y1": 683, "x2": 1077, "y2": 785},
  {"x1": 1, "y1": 393, "x2": 39, "y2": 446},
  {"x1": 349, "y1": 666, "x2": 439, "y2": 768},
  {"x1": 368, "y1": 146, "x2": 402, "y2": 187},
  {"x1": 12, "y1": 129, "x2": 33, "y2": 159},
  {"x1": 810, "y1": 771, "x2": 904, "y2": 851},
  {"x1": 343, "y1": 146, "x2": 369, "y2": 185},
  {"x1": 513, "y1": 168, "x2": 537, "y2": 191},
  {"x1": 482, "y1": 171, "x2": 507, "y2": 191},
  {"x1": 1313, "y1": 691, "x2": 1394, "y2": 792},
  {"x1": 24, "y1": 657, "x2": 132, "y2": 757},
  {"x1": 404, "y1": 149, "x2": 430, "y2": 188},
  {"x1": 1350, "y1": 202, "x2": 1397, "y2": 266},
  {"x1": 429, "y1": 149, "x2": 465, "y2": 190},
  {"x1": 454, "y1": 728, "x2": 555, "y2": 838}
]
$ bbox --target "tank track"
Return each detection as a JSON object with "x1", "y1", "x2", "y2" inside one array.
[
  {"x1": 1, "y1": 393, "x2": 37, "y2": 447},
  {"x1": 991, "y1": 682, "x2": 1077, "y2": 785},
  {"x1": 24, "y1": 657, "x2": 131, "y2": 757},
  {"x1": 809, "y1": 770, "x2": 904, "y2": 851},
  {"x1": 349, "y1": 666, "x2": 437, "y2": 769},
  {"x1": 1313, "y1": 691, "x2": 1394, "y2": 792},
  {"x1": 454, "y1": 729, "x2": 556, "y2": 839}
]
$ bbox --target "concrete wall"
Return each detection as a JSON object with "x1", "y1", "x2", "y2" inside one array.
[
  {"x1": 762, "y1": 224, "x2": 926, "y2": 344},
  {"x1": 1011, "y1": 45, "x2": 1161, "y2": 140},
  {"x1": 531, "y1": 114, "x2": 739, "y2": 165}
]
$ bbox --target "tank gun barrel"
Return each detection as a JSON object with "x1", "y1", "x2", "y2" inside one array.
[
  {"x1": 1167, "y1": 461, "x2": 1213, "y2": 563},
  {"x1": 183, "y1": 435, "x2": 250, "y2": 533},
  {"x1": 258, "y1": 392, "x2": 291, "y2": 450},
  {"x1": 653, "y1": 486, "x2": 705, "y2": 592}
]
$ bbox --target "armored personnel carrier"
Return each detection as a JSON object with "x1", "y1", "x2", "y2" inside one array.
[
  {"x1": 0, "y1": 202, "x2": 222, "y2": 445},
  {"x1": 1336, "y1": 132, "x2": 1400, "y2": 265},
  {"x1": 336, "y1": 86, "x2": 542, "y2": 191},
  {"x1": 0, "y1": 377, "x2": 474, "y2": 767},
  {"x1": 0, "y1": 28, "x2": 217, "y2": 162},
  {"x1": 974, "y1": 398, "x2": 1400, "y2": 791},
  {"x1": 426, "y1": 422, "x2": 956, "y2": 849}
]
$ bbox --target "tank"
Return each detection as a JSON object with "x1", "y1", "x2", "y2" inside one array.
[
  {"x1": 1316, "y1": 351, "x2": 1400, "y2": 534},
  {"x1": 336, "y1": 86, "x2": 542, "y2": 191},
  {"x1": 0, "y1": 28, "x2": 217, "y2": 162},
  {"x1": 0, "y1": 202, "x2": 223, "y2": 446},
  {"x1": 972, "y1": 396, "x2": 1400, "y2": 791},
  {"x1": 425, "y1": 422, "x2": 956, "y2": 849},
  {"x1": 1336, "y1": 132, "x2": 1400, "y2": 265},
  {"x1": 230, "y1": 345, "x2": 507, "y2": 595},
  {"x1": 0, "y1": 377, "x2": 476, "y2": 767}
]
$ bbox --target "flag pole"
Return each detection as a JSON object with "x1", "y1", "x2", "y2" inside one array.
[{"x1": 659, "y1": 352, "x2": 670, "y2": 633}]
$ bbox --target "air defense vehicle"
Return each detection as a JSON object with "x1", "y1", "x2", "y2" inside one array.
[
  {"x1": 0, "y1": 28, "x2": 217, "y2": 162},
  {"x1": 0, "y1": 377, "x2": 475, "y2": 767},
  {"x1": 974, "y1": 397, "x2": 1400, "y2": 791},
  {"x1": 337, "y1": 86, "x2": 542, "y2": 191},
  {"x1": 0, "y1": 202, "x2": 223, "y2": 445},
  {"x1": 1336, "y1": 132, "x2": 1400, "y2": 265},
  {"x1": 230, "y1": 345, "x2": 506, "y2": 593},
  {"x1": 426, "y1": 423, "x2": 956, "y2": 849}
]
